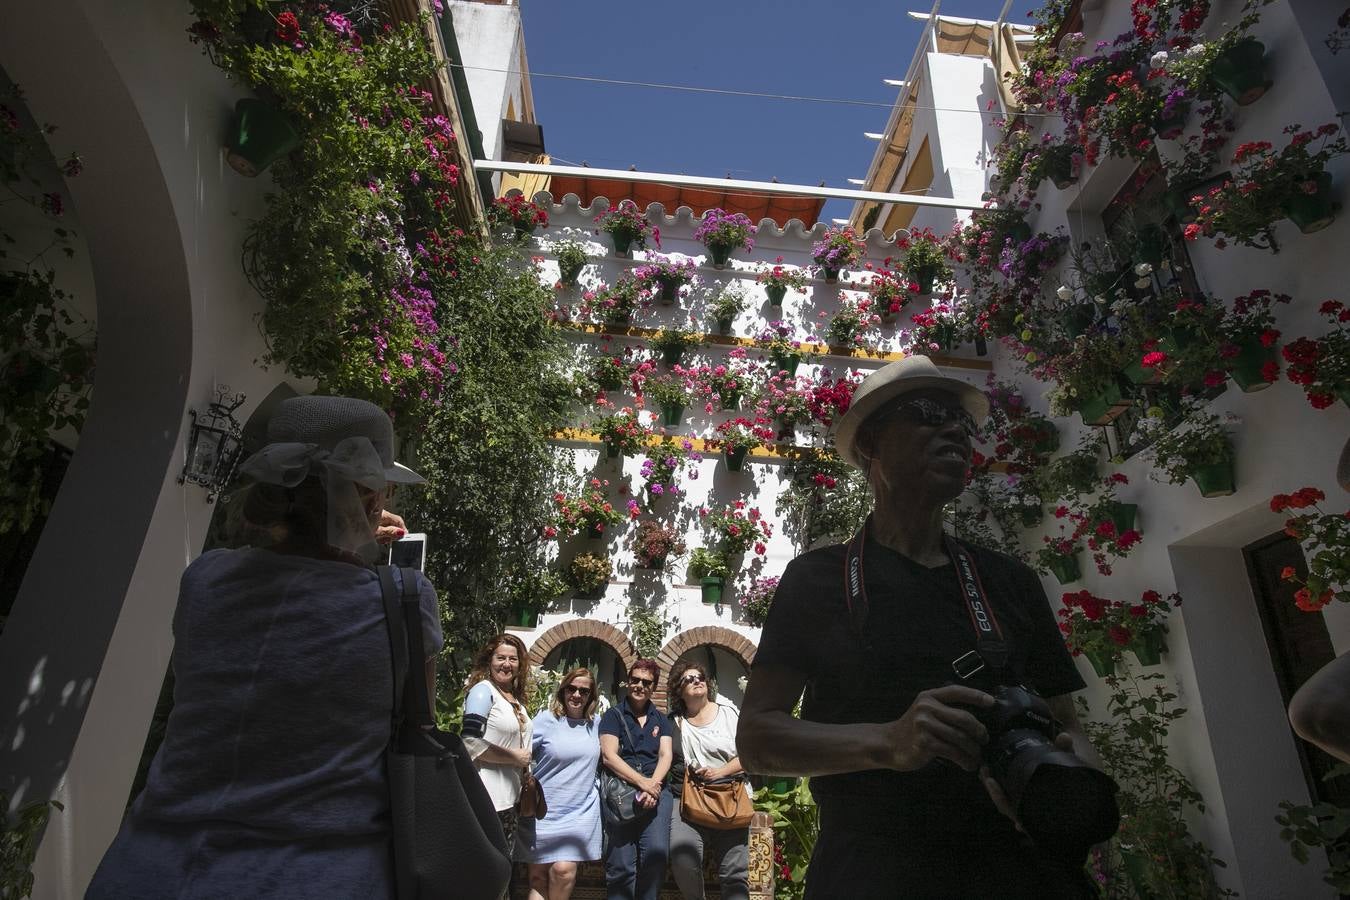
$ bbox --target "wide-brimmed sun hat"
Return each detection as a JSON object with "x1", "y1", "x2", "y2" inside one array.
[
  {"x1": 263, "y1": 395, "x2": 424, "y2": 484},
  {"x1": 832, "y1": 355, "x2": 990, "y2": 470}
]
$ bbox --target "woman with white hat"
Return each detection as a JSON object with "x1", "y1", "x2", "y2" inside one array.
[{"x1": 87, "y1": 395, "x2": 440, "y2": 899}]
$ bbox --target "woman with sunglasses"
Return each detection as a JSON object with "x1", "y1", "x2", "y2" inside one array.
[
  {"x1": 599, "y1": 658, "x2": 673, "y2": 900},
  {"x1": 667, "y1": 660, "x2": 750, "y2": 900},
  {"x1": 516, "y1": 667, "x2": 603, "y2": 900}
]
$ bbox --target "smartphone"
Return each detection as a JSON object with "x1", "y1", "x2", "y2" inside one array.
[{"x1": 387, "y1": 533, "x2": 427, "y2": 570}]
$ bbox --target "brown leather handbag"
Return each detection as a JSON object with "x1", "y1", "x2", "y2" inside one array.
[
  {"x1": 519, "y1": 768, "x2": 546, "y2": 819},
  {"x1": 680, "y1": 771, "x2": 752, "y2": 830}
]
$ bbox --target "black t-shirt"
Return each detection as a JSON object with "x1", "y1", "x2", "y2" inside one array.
[{"x1": 753, "y1": 532, "x2": 1085, "y2": 842}]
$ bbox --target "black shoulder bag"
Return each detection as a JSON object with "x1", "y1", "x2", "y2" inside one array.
[
  {"x1": 378, "y1": 566, "x2": 511, "y2": 900},
  {"x1": 599, "y1": 706, "x2": 645, "y2": 824}
]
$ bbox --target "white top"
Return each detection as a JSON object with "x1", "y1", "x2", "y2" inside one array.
[
  {"x1": 678, "y1": 703, "x2": 749, "y2": 798},
  {"x1": 464, "y1": 680, "x2": 533, "y2": 812}
]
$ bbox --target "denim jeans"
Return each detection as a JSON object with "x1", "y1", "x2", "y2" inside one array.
[{"x1": 602, "y1": 788, "x2": 672, "y2": 900}]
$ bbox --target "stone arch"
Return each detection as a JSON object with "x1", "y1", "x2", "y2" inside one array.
[
  {"x1": 525, "y1": 618, "x2": 638, "y2": 676},
  {"x1": 654, "y1": 626, "x2": 758, "y2": 711}
]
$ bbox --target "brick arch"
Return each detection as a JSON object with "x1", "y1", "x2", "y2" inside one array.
[
  {"x1": 655, "y1": 626, "x2": 758, "y2": 712},
  {"x1": 525, "y1": 618, "x2": 637, "y2": 674}
]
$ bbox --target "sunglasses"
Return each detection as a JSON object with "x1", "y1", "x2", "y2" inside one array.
[
  {"x1": 628, "y1": 676, "x2": 655, "y2": 688},
  {"x1": 564, "y1": 685, "x2": 592, "y2": 696},
  {"x1": 680, "y1": 673, "x2": 706, "y2": 686},
  {"x1": 878, "y1": 397, "x2": 979, "y2": 437}
]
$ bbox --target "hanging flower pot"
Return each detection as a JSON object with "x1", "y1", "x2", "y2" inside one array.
[
  {"x1": 1103, "y1": 501, "x2": 1139, "y2": 535},
  {"x1": 1030, "y1": 420, "x2": 1060, "y2": 455},
  {"x1": 1190, "y1": 459, "x2": 1236, "y2": 497},
  {"x1": 1130, "y1": 630, "x2": 1167, "y2": 667},
  {"x1": 225, "y1": 98, "x2": 300, "y2": 177},
  {"x1": 1082, "y1": 646, "x2": 1117, "y2": 679},
  {"x1": 910, "y1": 266, "x2": 938, "y2": 296},
  {"x1": 1229, "y1": 340, "x2": 1280, "y2": 392},
  {"x1": 1165, "y1": 187, "x2": 1200, "y2": 224},
  {"x1": 820, "y1": 266, "x2": 840, "y2": 284},
  {"x1": 1047, "y1": 553, "x2": 1082, "y2": 585},
  {"x1": 586, "y1": 523, "x2": 605, "y2": 539},
  {"x1": 604, "y1": 441, "x2": 625, "y2": 461},
  {"x1": 1210, "y1": 37, "x2": 1273, "y2": 106},
  {"x1": 700, "y1": 575, "x2": 725, "y2": 605},
  {"x1": 707, "y1": 243, "x2": 734, "y2": 269},
  {"x1": 656, "y1": 278, "x2": 682, "y2": 306},
  {"x1": 610, "y1": 228, "x2": 638, "y2": 257},
  {"x1": 1020, "y1": 505, "x2": 1044, "y2": 527},
  {"x1": 660, "y1": 402, "x2": 685, "y2": 427},
  {"x1": 1283, "y1": 171, "x2": 1337, "y2": 234},
  {"x1": 638, "y1": 555, "x2": 668, "y2": 571},
  {"x1": 715, "y1": 315, "x2": 734, "y2": 336},
  {"x1": 1137, "y1": 224, "x2": 1168, "y2": 269},
  {"x1": 513, "y1": 606, "x2": 539, "y2": 628},
  {"x1": 661, "y1": 346, "x2": 683, "y2": 367},
  {"x1": 1049, "y1": 151, "x2": 1077, "y2": 190},
  {"x1": 724, "y1": 446, "x2": 748, "y2": 472},
  {"x1": 765, "y1": 284, "x2": 788, "y2": 307},
  {"x1": 1061, "y1": 304, "x2": 1096, "y2": 338},
  {"x1": 1153, "y1": 103, "x2": 1190, "y2": 141},
  {"x1": 765, "y1": 777, "x2": 798, "y2": 794},
  {"x1": 1125, "y1": 354, "x2": 1164, "y2": 386},
  {"x1": 720, "y1": 391, "x2": 741, "y2": 411},
  {"x1": 769, "y1": 352, "x2": 801, "y2": 376},
  {"x1": 514, "y1": 223, "x2": 536, "y2": 242},
  {"x1": 975, "y1": 335, "x2": 988, "y2": 357},
  {"x1": 1008, "y1": 220, "x2": 1033, "y2": 244},
  {"x1": 1078, "y1": 383, "x2": 1125, "y2": 426},
  {"x1": 559, "y1": 261, "x2": 585, "y2": 287}
]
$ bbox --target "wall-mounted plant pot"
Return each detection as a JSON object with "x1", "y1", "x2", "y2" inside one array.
[
  {"x1": 1229, "y1": 340, "x2": 1280, "y2": 392},
  {"x1": 719, "y1": 391, "x2": 741, "y2": 411},
  {"x1": 1125, "y1": 355, "x2": 1164, "y2": 386},
  {"x1": 1210, "y1": 37, "x2": 1273, "y2": 106},
  {"x1": 1030, "y1": 420, "x2": 1060, "y2": 454},
  {"x1": 715, "y1": 315, "x2": 734, "y2": 335},
  {"x1": 609, "y1": 229, "x2": 637, "y2": 257},
  {"x1": 765, "y1": 284, "x2": 788, "y2": 307},
  {"x1": 820, "y1": 267, "x2": 840, "y2": 284},
  {"x1": 656, "y1": 280, "x2": 682, "y2": 306},
  {"x1": 604, "y1": 441, "x2": 626, "y2": 461},
  {"x1": 512, "y1": 607, "x2": 540, "y2": 628},
  {"x1": 660, "y1": 402, "x2": 685, "y2": 427},
  {"x1": 604, "y1": 312, "x2": 633, "y2": 327},
  {"x1": 909, "y1": 267, "x2": 938, "y2": 295},
  {"x1": 1020, "y1": 505, "x2": 1044, "y2": 527},
  {"x1": 638, "y1": 556, "x2": 667, "y2": 571},
  {"x1": 724, "y1": 447, "x2": 748, "y2": 472},
  {"x1": 1283, "y1": 171, "x2": 1336, "y2": 234},
  {"x1": 1190, "y1": 460, "x2": 1236, "y2": 497},
  {"x1": 1130, "y1": 630, "x2": 1167, "y2": 667},
  {"x1": 1082, "y1": 647, "x2": 1117, "y2": 679},
  {"x1": 1008, "y1": 220, "x2": 1033, "y2": 244},
  {"x1": 707, "y1": 243, "x2": 733, "y2": 268},
  {"x1": 1103, "y1": 501, "x2": 1139, "y2": 535},
  {"x1": 559, "y1": 263, "x2": 584, "y2": 287},
  {"x1": 586, "y1": 523, "x2": 605, "y2": 539},
  {"x1": 700, "y1": 576, "x2": 725, "y2": 605},
  {"x1": 1078, "y1": 383, "x2": 1126, "y2": 426},
  {"x1": 1153, "y1": 105, "x2": 1190, "y2": 141},
  {"x1": 225, "y1": 98, "x2": 299, "y2": 177},
  {"x1": 769, "y1": 353, "x2": 801, "y2": 376},
  {"x1": 1061, "y1": 304, "x2": 1097, "y2": 338},
  {"x1": 1164, "y1": 187, "x2": 1199, "y2": 224},
  {"x1": 661, "y1": 347, "x2": 683, "y2": 367},
  {"x1": 1047, "y1": 553, "x2": 1082, "y2": 585}
]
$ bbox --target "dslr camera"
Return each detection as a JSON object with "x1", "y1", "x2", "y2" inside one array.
[{"x1": 975, "y1": 683, "x2": 1120, "y2": 848}]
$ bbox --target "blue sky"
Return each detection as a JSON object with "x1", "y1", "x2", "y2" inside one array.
[{"x1": 517, "y1": 1, "x2": 1014, "y2": 222}]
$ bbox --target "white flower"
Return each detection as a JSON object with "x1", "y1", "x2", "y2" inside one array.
[
  {"x1": 1135, "y1": 278, "x2": 1152, "y2": 290},
  {"x1": 1151, "y1": 50, "x2": 1170, "y2": 68},
  {"x1": 1094, "y1": 294, "x2": 1108, "y2": 304},
  {"x1": 1134, "y1": 262, "x2": 1154, "y2": 277},
  {"x1": 1186, "y1": 43, "x2": 1206, "y2": 58},
  {"x1": 1056, "y1": 284, "x2": 1074, "y2": 301}
]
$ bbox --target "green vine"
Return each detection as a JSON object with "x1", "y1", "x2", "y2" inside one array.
[
  {"x1": 626, "y1": 603, "x2": 669, "y2": 658},
  {"x1": 0, "y1": 792, "x2": 63, "y2": 899}
]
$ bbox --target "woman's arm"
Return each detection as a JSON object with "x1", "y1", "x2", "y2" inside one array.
[
  {"x1": 462, "y1": 682, "x2": 530, "y2": 768},
  {"x1": 651, "y1": 735, "x2": 673, "y2": 784},
  {"x1": 600, "y1": 734, "x2": 662, "y2": 797}
]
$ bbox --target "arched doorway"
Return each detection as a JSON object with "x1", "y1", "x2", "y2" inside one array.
[
  {"x1": 656, "y1": 626, "x2": 757, "y2": 713},
  {"x1": 526, "y1": 619, "x2": 636, "y2": 713}
]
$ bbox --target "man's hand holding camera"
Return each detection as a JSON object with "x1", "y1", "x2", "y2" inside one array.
[{"x1": 885, "y1": 684, "x2": 995, "y2": 773}]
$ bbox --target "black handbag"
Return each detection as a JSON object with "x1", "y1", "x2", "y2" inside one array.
[
  {"x1": 599, "y1": 709, "x2": 646, "y2": 825},
  {"x1": 378, "y1": 566, "x2": 511, "y2": 900}
]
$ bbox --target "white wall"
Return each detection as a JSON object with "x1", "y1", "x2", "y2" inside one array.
[{"x1": 450, "y1": 0, "x2": 527, "y2": 161}]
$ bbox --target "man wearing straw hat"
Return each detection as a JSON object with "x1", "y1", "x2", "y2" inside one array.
[{"x1": 738, "y1": 356, "x2": 1108, "y2": 898}]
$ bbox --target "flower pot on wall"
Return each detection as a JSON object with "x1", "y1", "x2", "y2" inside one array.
[
  {"x1": 609, "y1": 229, "x2": 637, "y2": 257},
  {"x1": 724, "y1": 447, "x2": 748, "y2": 472},
  {"x1": 1283, "y1": 171, "x2": 1336, "y2": 234},
  {"x1": 604, "y1": 441, "x2": 625, "y2": 461},
  {"x1": 1130, "y1": 630, "x2": 1167, "y2": 667},
  {"x1": 707, "y1": 243, "x2": 733, "y2": 269},
  {"x1": 1078, "y1": 383, "x2": 1126, "y2": 426},
  {"x1": 1082, "y1": 647, "x2": 1117, "y2": 679},
  {"x1": 1048, "y1": 553, "x2": 1082, "y2": 585},
  {"x1": 700, "y1": 576, "x2": 725, "y2": 605},
  {"x1": 1061, "y1": 304, "x2": 1096, "y2": 338},
  {"x1": 1229, "y1": 340, "x2": 1280, "y2": 392},
  {"x1": 1020, "y1": 505, "x2": 1044, "y2": 527},
  {"x1": 820, "y1": 266, "x2": 840, "y2": 284},
  {"x1": 1153, "y1": 104, "x2": 1190, "y2": 140},
  {"x1": 1190, "y1": 459, "x2": 1236, "y2": 497},
  {"x1": 715, "y1": 315, "x2": 734, "y2": 335},
  {"x1": 769, "y1": 353, "x2": 801, "y2": 376},
  {"x1": 1210, "y1": 37, "x2": 1273, "y2": 106},
  {"x1": 1103, "y1": 501, "x2": 1139, "y2": 535},
  {"x1": 586, "y1": 523, "x2": 605, "y2": 539},
  {"x1": 657, "y1": 279, "x2": 681, "y2": 306},
  {"x1": 226, "y1": 98, "x2": 300, "y2": 177},
  {"x1": 765, "y1": 284, "x2": 788, "y2": 307},
  {"x1": 1030, "y1": 420, "x2": 1060, "y2": 454},
  {"x1": 559, "y1": 262, "x2": 584, "y2": 287},
  {"x1": 719, "y1": 391, "x2": 741, "y2": 411},
  {"x1": 660, "y1": 402, "x2": 685, "y2": 427},
  {"x1": 910, "y1": 267, "x2": 938, "y2": 296},
  {"x1": 513, "y1": 606, "x2": 539, "y2": 628},
  {"x1": 638, "y1": 555, "x2": 667, "y2": 571},
  {"x1": 661, "y1": 346, "x2": 684, "y2": 367}
]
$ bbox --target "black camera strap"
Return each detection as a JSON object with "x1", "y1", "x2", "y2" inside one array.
[{"x1": 843, "y1": 516, "x2": 1011, "y2": 679}]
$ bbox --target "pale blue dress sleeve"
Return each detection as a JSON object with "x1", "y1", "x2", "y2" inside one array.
[{"x1": 462, "y1": 680, "x2": 496, "y2": 759}]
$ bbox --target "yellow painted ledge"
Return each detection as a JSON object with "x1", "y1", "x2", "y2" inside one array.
[{"x1": 554, "y1": 321, "x2": 992, "y2": 371}]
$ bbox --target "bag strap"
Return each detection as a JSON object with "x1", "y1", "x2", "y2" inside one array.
[
  {"x1": 396, "y1": 566, "x2": 435, "y2": 728},
  {"x1": 377, "y1": 565, "x2": 409, "y2": 734}
]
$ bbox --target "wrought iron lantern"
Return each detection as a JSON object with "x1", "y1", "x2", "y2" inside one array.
[{"x1": 180, "y1": 387, "x2": 247, "y2": 502}]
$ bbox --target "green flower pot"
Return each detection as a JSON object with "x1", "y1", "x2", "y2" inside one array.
[
  {"x1": 660, "y1": 402, "x2": 685, "y2": 427},
  {"x1": 1103, "y1": 501, "x2": 1139, "y2": 535},
  {"x1": 701, "y1": 576, "x2": 725, "y2": 605},
  {"x1": 1153, "y1": 105, "x2": 1189, "y2": 140},
  {"x1": 715, "y1": 315, "x2": 734, "y2": 336},
  {"x1": 1283, "y1": 171, "x2": 1336, "y2": 235},
  {"x1": 559, "y1": 261, "x2": 584, "y2": 286},
  {"x1": 1124, "y1": 356, "x2": 1163, "y2": 386},
  {"x1": 1049, "y1": 152, "x2": 1076, "y2": 190},
  {"x1": 514, "y1": 223, "x2": 535, "y2": 242},
  {"x1": 765, "y1": 777, "x2": 798, "y2": 795},
  {"x1": 708, "y1": 243, "x2": 733, "y2": 268},
  {"x1": 765, "y1": 284, "x2": 788, "y2": 306},
  {"x1": 821, "y1": 266, "x2": 840, "y2": 284},
  {"x1": 1030, "y1": 421, "x2": 1060, "y2": 455},
  {"x1": 225, "y1": 98, "x2": 300, "y2": 177},
  {"x1": 1020, "y1": 505, "x2": 1044, "y2": 527},
  {"x1": 910, "y1": 267, "x2": 937, "y2": 295},
  {"x1": 661, "y1": 346, "x2": 683, "y2": 367},
  {"x1": 657, "y1": 278, "x2": 682, "y2": 306},
  {"x1": 719, "y1": 391, "x2": 741, "y2": 411},
  {"x1": 638, "y1": 555, "x2": 667, "y2": 571},
  {"x1": 769, "y1": 353, "x2": 801, "y2": 376},
  {"x1": 1191, "y1": 459, "x2": 1236, "y2": 497},
  {"x1": 1061, "y1": 304, "x2": 1096, "y2": 338},
  {"x1": 513, "y1": 606, "x2": 539, "y2": 628},
  {"x1": 604, "y1": 441, "x2": 625, "y2": 460},
  {"x1": 1130, "y1": 630, "x2": 1167, "y2": 667},
  {"x1": 1008, "y1": 220, "x2": 1033, "y2": 244},
  {"x1": 1229, "y1": 340, "x2": 1280, "y2": 392},
  {"x1": 1047, "y1": 553, "x2": 1082, "y2": 585},
  {"x1": 586, "y1": 523, "x2": 605, "y2": 539},
  {"x1": 1082, "y1": 647, "x2": 1117, "y2": 679},
  {"x1": 1210, "y1": 37, "x2": 1272, "y2": 106},
  {"x1": 725, "y1": 446, "x2": 748, "y2": 472},
  {"x1": 1078, "y1": 383, "x2": 1125, "y2": 426},
  {"x1": 1165, "y1": 187, "x2": 1200, "y2": 224},
  {"x1": 610, "y1": 229, "x2": 637, "y2": 257}
]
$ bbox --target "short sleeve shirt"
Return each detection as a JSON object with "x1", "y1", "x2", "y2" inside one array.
[
  {"x1": 599, "y1": 699, "x2": 672, "y2": 778},
  {"x1": 753, "y1": 532, "x2": 1084, "y2": 840}
]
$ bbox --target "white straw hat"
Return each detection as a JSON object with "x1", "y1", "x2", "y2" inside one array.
[{"x1": 832, "y1": 356, "x2": 989, "y2": 470}]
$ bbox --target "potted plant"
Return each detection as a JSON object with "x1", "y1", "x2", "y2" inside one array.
[
  {"x1": 687, "y1": 547, "x2": 732, "y2": 604},
  {"x1": 594, "y1": 199, "x2": 659, "y2": 256},
  {"x1": 634, "y1": 255, "x2": 697, "y2": 306},
  {"x1": 1186, "y1": 124, "x2": 1349, "y2": 249},
  {"x1": 567, "y1": 551, "x2": 613, "y2": 598},
  {"x1": 1141, "y1": 407, "x2": 1239, "y2": 497},
  {"x1": 1122, "y1": 589, "x2": 1177, "y2": 666},
  {"x1": 867, "y1": 265, "x2": 910, "y2": 323},
  {"x1": 1027, "y1": 140, "x2": 1080, "y2": 190},
  {"x1": 1207, "y1": 32, "x2": 1274, "y2": 106},
  {"x1": 1028, "y1": 440, "x2": 1103, "y2": 504},
  {"x1": 707, "y1": 283, "x2": 749, "y2": 334},
  {"x1": 712, "y1": 417, "x2": 772, "y2": 471},
  {"x1": 588, "y1": 352, "x2": 632, "y2": 394},
  {"x1": 753, "y1": 372, "x2": 814, "y2": 439},
  {"x1": 490, "y1": 194, "x2": 549, "y2": 240},
  {"x1": 632, "y1": 520, "x2": 687, "y2": 570},
  {"x1": 640, "y1": 370, "x2": 694, "y2": 427},
  {"x1": 739, "y1": 575, "x2": 779, "y2": 628},
  {"x1": 694, "y1": 207, "x2": 757, "y2": 268},
  {"x1": 1056, "y1": 589, "x2": 1127, "y2": 677},
  {"x1": 590, "y1": 407, "x2": 650, "y2": 459},
  {"x1": 506, "y1": 569, "x2": 568, "y2": 628},
  {"x1": 1037, "y1": 534, "x2": 1084, "y2": 586},
  {"x1": 895, "y1": 227, "x2": 952, "y2": 295},
  {"x1": 226, "y1": 97, "x2": 301, "y2": 178},
  {"x1": 1271, "y1": 487, "x2": 1348, "y2": 610},
  {"x1": 1283, "y1": 300, "x2": 1350, "y2": 410},
  {"x1": 1217, "y1": 289, "x2": 1290, "y2": 392},
  {"x1": 908, "y1": 300, "x2": 977, "y2": 356},
  {"x1": 553, "y1": 477, "x2": 627, "y2": 538},
  {"x1": 647, "y1": 327, "x2": 699, "y2": 368},
  {"x1": 639, "y1": 434, "x2": 702, "y2": 501},
  {"x1": 701, "y1": 500, "x2": 773, "y2": 558},
  {"x1": 757, "y1": 257, "x2": 811, "y2": 306},
  {"x1": 582, "y1": 275, "x2": 648, "y2": 326},
  {"x1": 692, "y1": 354, "x2": 756, "y2": 411},
  {"x1": 820, "y1": 295, "x2": 878, "y2": 352},
  {"x1": 811, "y1": 226, "x2": 865, "y2": 282},
  {"x1": 553, "y1": 239, "x2": 589, "y2": 287},
  {"x1": 756, "y1": 320, "x2": 805, "y2": 376}
]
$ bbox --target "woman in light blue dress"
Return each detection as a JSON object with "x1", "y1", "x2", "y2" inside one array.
[{"x1": 517, "y1": 666, "x2": 603, "y2": 900}]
